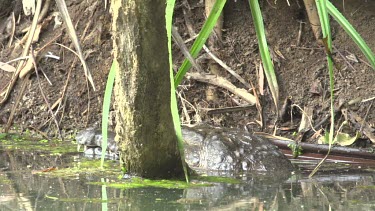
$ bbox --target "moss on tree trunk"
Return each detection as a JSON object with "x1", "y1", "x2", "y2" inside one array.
[{"x1": 111, "y1": 0, "x2": 182, "y2": 178}]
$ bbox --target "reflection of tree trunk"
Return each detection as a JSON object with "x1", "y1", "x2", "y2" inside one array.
[{"x1": 111, "y1": 0, "x2": 182, "y2": 178}]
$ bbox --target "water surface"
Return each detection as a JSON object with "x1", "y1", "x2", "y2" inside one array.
[{"x1": 1, "y1": 141, "x2": 375, "y2": 210}]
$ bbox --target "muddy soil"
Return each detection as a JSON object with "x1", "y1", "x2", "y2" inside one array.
[{"x1": 0, "y1": 0, "x2": 374, "y2": 145}]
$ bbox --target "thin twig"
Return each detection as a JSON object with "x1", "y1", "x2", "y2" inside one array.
[
  {"x1": 57, "y1": 57, "x2": 77, "y2": 122},
  {"x1": 333, "y1": 45, "x2": 356, "y2": 72},
  {"x1": 202, "y1": 45, "x2": 251, "y2": 90},
  {"x1": 360, "y1": 101, "x2": 372, "y2": 133},
  {"x1": 172, "y1": 26, "x2": 203, "y2": 72},
  {"x1": 30, "y1": 46, "x2": 63, "y2": 140},
  {"x1": 8, "y1": 12, "x2": 15, "y2": 47},
  {"x1": 177, "y1": 91, "x2": 191, "y2": 124},
  {"x1": 4, "y1": 75, "x2": 30, "y2": 133},
  {"x1": 296, "y1": 21, "x2": 304, "y2": 46},
  {"x1": 309, "y1": 149, "x2": 330, "y2": 177},
  {"x1": 38, "y1": 0, "x2": 51, "y2": 23},
  {"x1": 181, "y1": 0, "x2": 250, "y2": 90},
  {"x1": 249, "y1": 80, "x2": 263, "y2": 129},
  {"x1": 0, "y1": 0, "x2": 42, "y2": 104},
  {"x1": 292, "y1": 104, "x2": 318, "y2": 134},
  {"x1": 362, "y1": 96, "x2": 375, "y2": 103},
  {"x1": 55, "y1": 0, "x2": 96, "y2": 91},
  {"x1": 356, "y1": 56, "x2": 373, "y2": 69},
  {"x1": 19, "y1": 33, "x2": 62, "y2": 78},
  {"x1": 290, "y1": 45, "x2": 323, "y2": 50}
]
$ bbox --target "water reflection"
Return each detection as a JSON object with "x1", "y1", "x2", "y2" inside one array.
[{"x1": 1, "y1": 146, "x2": 375, "y2": 210}]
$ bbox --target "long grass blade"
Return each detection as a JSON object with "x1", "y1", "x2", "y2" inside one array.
[
  {"x1": 174, "y1": 0, "x2": 227, "y2": 86},
  {"x1": 100, "y1": 61, "x2": 116, "y2": 168},
  {"x1": 55, "y1": 0, "x2": 96, "y2": 91},
  {"x1": 326, "y1": 2, "x2": 375, "y2": 69},
  {"x1": 315, "y1": 0, "x2": 334, "y2": 144},
  {"x1": 248, "y1": 0, "x2": 279, "y2": 114},
  {"x1": 309, "y1": 0, "x2": 334, "y2": 177},
  {"x1": 166, "y1": 0, "x2": 189, "y2": 183}
]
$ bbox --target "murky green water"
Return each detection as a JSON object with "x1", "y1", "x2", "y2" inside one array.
[{"x1": 1, "y1": 140, "x2": 375, "y2": 210}]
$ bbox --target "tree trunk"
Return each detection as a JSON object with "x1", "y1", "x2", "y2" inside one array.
[
  {"x1": 303, "y1": 0, "x2": 322, "y2": 44},
  {"x1": 111, "y1": 0, "x2": 182, "y2": 178}
]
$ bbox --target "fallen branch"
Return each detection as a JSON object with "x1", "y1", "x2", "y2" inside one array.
[
  {"x1": 186, "y1": 72, "x2": 256, "y2": 105},
  {"x1": 200, "y1": 105, "x2": 253, "y2": 115},
  {"x1": 256, "y1": 132, "x2": 375, "y2": 160}
]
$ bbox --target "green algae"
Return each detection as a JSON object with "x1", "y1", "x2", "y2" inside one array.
[
  {"x1": 0, "y1": 133, "x2": 123, "y2": 180},
  {"x1": 0, "y1": 134, "x2": 78, "y2": 154},
  {"x1": 0, "y1": 133, "x2": 7, "y2": 139},
  {"x1": 88, "y1": 177, "x2": 211, "y2": 189},
  {"x1": 0, "y1": 174, "x2": 12, "y2": 185},
  {"x1": 78, "y1": 159, "x2": 114, "y2": 169},
  {"x1": 0, "y1": 132, "x2": 241, "y2": 191},
  {"x1": 45, "y1": 195, "x2": 121, "y2": 203},
  {"x1": 87, "y1": 175, "x2": 241, "y2": 190},
  {"x1": 38, "y1": 159, "x2": 122, "y2": 179},
  {"x1": 193, "y1": 176, "x2": 241, "y2": 184},
  {"x1": 355, "y1": 185, "x2": 375, "y2": 189}
]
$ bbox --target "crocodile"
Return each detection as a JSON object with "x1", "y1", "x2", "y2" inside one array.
[{"x1": 76, "y1": 125, "x2": 293, "y2": 173}]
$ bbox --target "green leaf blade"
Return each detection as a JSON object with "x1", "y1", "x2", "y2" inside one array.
[
  {"x1": 174, "y1": 0, "x2": 227, "y2": 86},
  {"x1": 326, "y1": 1, "x2": 375, "y2": 69}
]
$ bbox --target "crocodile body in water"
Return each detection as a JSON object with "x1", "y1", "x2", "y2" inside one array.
[{"x1": 76, "y1": 125, "x2": 293, "y2": 173}]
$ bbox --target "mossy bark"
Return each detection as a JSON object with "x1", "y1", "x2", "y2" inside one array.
[{"x1": 111, "y1": 0, "x2": 182, "y2": 178}]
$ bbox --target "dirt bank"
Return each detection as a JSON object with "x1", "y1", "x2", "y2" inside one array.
[{"x1": 0, "y1": 0, "x2": 373, "y2": 145}]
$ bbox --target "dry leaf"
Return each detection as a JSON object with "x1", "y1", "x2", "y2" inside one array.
[
  {"x1": 298, "y1": 106, "x2": 313, "y2": 132},
  {"x1": 22, "y1": 0, "x2": 36, "y2": 16},
  {"x1": 335, "y1": 132, "x2": 359, "y2": 146},
  {"x1": 0, "y1": 62, "x2": 16, "y2": 72}
]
